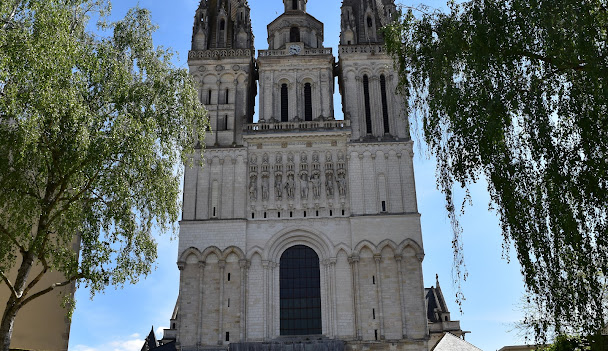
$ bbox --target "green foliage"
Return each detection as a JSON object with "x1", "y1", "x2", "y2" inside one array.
[
  {"x1": 0, "y1": 0, "x2": 206, "y2": 345},
  {"x1": 384, "y1": 0, "x2": 608, "y2": 342}
]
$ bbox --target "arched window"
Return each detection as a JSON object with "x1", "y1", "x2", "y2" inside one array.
[
  {"x1": 292, "y1": 0, "x2": 298, "y2": 10},
  {"x1": 280, "y1": 245, "x2": 322, "y2": 335},
  {"x1": 363, "y1": 75, "x2": 372, "y2": 134},
  {"x1": 290, "y1": 27, "x2": 300, "y2": 42},
  {"x1": 304, "y1": 83, "x2": 312, "y2": 121},
  {"x1": 219, "y1": 19, "x2": 226, "y2": 46},
  {"x1": 281, "y1": 84, "x2": 289, "y2": 122},
  {"x1": 380, "y1": 75, "x2": 390, "y2": 134},
  {"x1": 367, "y1": 16, "x2": 373, "y2": 28}
]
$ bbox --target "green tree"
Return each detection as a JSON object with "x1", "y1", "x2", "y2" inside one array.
[
  {"x1": 0, "y1": 1, "x2": 207, "y2": 349},
  {"x1": 383, "y1": 0, "x2": 608, "y2": 342}
]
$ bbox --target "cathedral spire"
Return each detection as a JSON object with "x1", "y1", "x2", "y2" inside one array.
[
  {"x1": 283, "y1": 0, "x2": 307, "y2": 13},
  {"x1": 339, "y1": 0, "x2": 397, "y2": 45}
]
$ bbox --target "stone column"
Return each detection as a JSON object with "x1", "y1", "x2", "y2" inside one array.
[
  {"x1": 395, "y1": 255, "x2": 407, "y2": 339},
  {"x1": 218, "y1": 259, "x2": 226, "y2": 345},
  {"x1": 262, "y1": 260, "x2": 269, "y2": 340},
  {"x1": 322, "y1": 260, "x2": 331, "y2": 337},
  {"x1": 355, "y1": 76, "x2": 365, "y2": 137},
  {"x1": 271, "y1": 261, "x2": 278, "y2": 337},
  {"x1": 396, "y1": 153, "x2": 407, "y2": 212},
  {"x1": 176, "y1": 262, "x2": 185, "y2": 346},
  {"x1": 198, "y1": 261, "x2": 206, "y2": 346},
  {"x1": 349, "y1": 255, "x2": 362, "y2": 339},
  {"x1": 370, "y1": 75, "x2": 381, "y2": 137},
  {"x1": 374, "y1": 254, "x2": 385, "y2": 339},
  {"x1": 330, "y1": 258, "x2": 338, "y2": 338},
  {"x1": 239, "y1": 259, "x2": 248, "y2": 341}
]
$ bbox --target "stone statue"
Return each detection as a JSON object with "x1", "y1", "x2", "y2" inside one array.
[
  {"x1": 337, "y1": 171, "x2": 347, "y2": 197},
  {"x1": 300, "y1": 152, "x2": 308, "y2": 164},
  {"x1": 312, "y1": 152, "x2": 319, "y2": 163},
  {"x1": 249, "y1": 174, "x2": 257, "y2": 201},
  {"x1": 300, "y1": 173, "x2": 309, "y2": 199},
  {"x1": 261, "y1": 174, "x2": 269, "y2": 201},
  {"x1": 326, "y1": 171, "x2": 335, "y2": 196},
  {"x1": 275, "y1": 173, "x2": 283, "y2": 200},
  {"x1": 288, "y1": 153, "x2": 295, "y2": 163},
  {"x1": 276, "y1": 153, "x2": 283, "y2": 164},
  {"x1": 285, "y1": 174, "x2": 295, "y2": 199},
  {"x1": 311, "y1": 172, "x2": 321, "y2": 199}
]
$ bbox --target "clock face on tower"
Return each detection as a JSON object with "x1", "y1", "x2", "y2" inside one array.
[{"x1": 289, "y1": 44, "x2": 302, "y2": 55}]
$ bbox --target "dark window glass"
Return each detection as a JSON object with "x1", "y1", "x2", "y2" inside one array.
[
  {"x1": 380, "y1": 75, "x2": 390, "y2": 134},
  {"x1": 363, "y1": 75, "x2": 372, "y2": 134},
  {"x1": 281, "y1": 84, "x2": 289, "y2": 122},
  {"x1": 367, "y1": 17, "x2": 373, "y2": 28},
  {"x1": 290, "y1": 27, "x2": 300, "y2": 42},
  {"x1": 220, "y1": 19, "x2": 225, "y2": 31},
  {"x1": 292, "y1": 0, "x2": 298, "y2": 10},
  {"x1": 304, "y1": 83, "x2": 312, "y2": 121},
  {"x1": 280, "y1": 245, "x2": 322, "y2": 335}
]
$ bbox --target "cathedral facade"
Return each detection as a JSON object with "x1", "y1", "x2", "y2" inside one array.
[{"x1": 162, "y1": 1, "x2": 460, "y2": 350}]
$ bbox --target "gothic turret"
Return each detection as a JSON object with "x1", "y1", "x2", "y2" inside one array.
[
  {"x1": 188, "y1": 0, "x2": 256, "y2": 147},
  {"x1": 191, "y1": 0, "x2": 254, "y2": 50},
  {"x1": 283, "y1": 0, "x2": 307, "y2": 12},
  {"x1": 340, "y1": 0, "x2": 397, "y2": 45},
  {"x1": 338, "y1": 0, "x2": 408, "y2": 141}
]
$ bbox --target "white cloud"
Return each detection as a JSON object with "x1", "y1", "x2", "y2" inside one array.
[{"x1": 156, "y1": 326, "x2": 169, "y2": 339}]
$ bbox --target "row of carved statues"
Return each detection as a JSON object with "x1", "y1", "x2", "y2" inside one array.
[{"x1": 249, "y1": 169, "x2": 347, "y2": 202}]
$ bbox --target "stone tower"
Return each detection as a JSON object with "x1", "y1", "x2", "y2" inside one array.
[
  {"x1": 163, "y1": 1, "x2": 439, "y2": 350},
  {"x1": 189, "y1": 0, "x2": 256, "y2": 147}
]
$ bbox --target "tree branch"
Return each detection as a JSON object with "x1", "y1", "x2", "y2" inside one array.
[
  {"x1": 19, "y1": 274, "x2": 81, "y2": 308},
  {"x1": 20, "y1": 256, "x2": 49, "y2": 299},
  {"x1": 0, "y1": 270, "x2": 18, "y2": 300},
  {"x1": 0, "y1": 222, "x2": 25, "y2": 253},
  {"x1": 0, "y1": 0, "x2": 22, "y2": 31}
]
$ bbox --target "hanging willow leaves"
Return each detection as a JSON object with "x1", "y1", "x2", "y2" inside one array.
[
  {"x1": 384, "y1": 0, "x2": 608, "y2": 341},
  {"x1": 0, "y1": 1, "x2": 207, "y2": 349}
]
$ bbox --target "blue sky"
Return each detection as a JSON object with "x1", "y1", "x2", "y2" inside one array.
[{"x1": 68, "y1": 1, "x2": 527, "y2": 350}]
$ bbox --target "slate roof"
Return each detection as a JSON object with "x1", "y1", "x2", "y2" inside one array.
[{"x1": 432, "y1": 332, "x2": 483, "y2": 351}]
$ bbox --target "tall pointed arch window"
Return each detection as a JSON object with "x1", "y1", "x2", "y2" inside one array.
[
  {"x1": 281, "y1": 83, "x2": 289, "y2": 122},
  {"x1": 363, "y1": 75, "x2": 372, "y2": 134},
  {"x1": 280, "y1": 245, "x2": 322, "y2": 335},
  {"x1": 219, "y1": 19, "x2": 226, "y2": 46},
  {"x1": 290, "y1": 27, "x2": 300, "y2": 42},
  {"x1": 304, "y1": 83, "x2": 312, "y2": 121},
  {"x1": 380, "y1": 75, "x2": 390, "y2": 134}
]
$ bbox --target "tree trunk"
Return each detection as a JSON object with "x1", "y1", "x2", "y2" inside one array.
[
  {"x1": 0, "y1": 253, "x2": 35, "y2": 351},
  {"x1": 0, "y1": 297, "x2": 19, "y2": 351}
]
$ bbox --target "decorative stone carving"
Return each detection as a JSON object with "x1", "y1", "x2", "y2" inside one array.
[
  {"x1": 337, "y1": 169, "x2": 347, "y2": 197},
  {"x1": 285, "y1": 173, "x2": 295, "y2": 199},
  {"x1": 249, "y1": 174, "x2": 257, "y2": 201},
  {"x1": 311, "y1": 171, "x2": 321, "y2": 199},
  {"x1": 325, "y1": 171, "x2": 335, "y2": 197},
  {"x1": 275, "y1": 153, "x2": 283, "y2": 164},
  {"x1": 275, "y1": 173, "x2": 283, "y2": 200},
  {"x1": 299, "y1": 173, "x2": 309, "y2": 200},
  {"x1": 261, "y1": 174, "x2": 270, "y2": 201}
]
